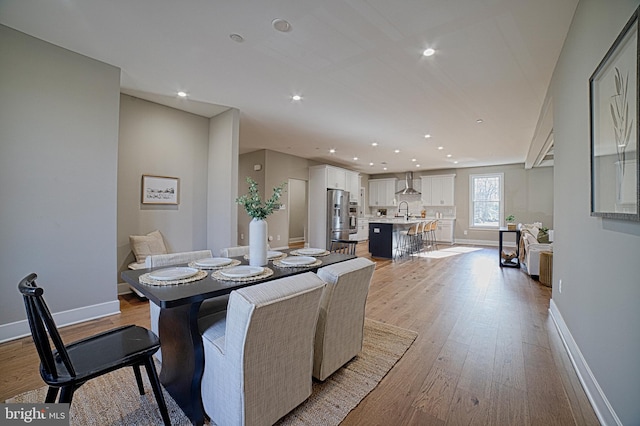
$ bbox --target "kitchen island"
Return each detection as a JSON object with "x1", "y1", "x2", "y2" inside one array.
[{"x1": 368, "y1": 218, "x2": 423, "y2": 259}]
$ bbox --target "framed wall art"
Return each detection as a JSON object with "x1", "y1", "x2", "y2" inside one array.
[
  {"x1": 590, "y1": 6, "x2": 640, "y2": 221},
  {"x1": 141, "y1": 175, "x2": 180, "y2": 205}
]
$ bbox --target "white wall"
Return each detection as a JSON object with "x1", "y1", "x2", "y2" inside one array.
[
  {"x1": 551, "y1": 1, "x2": 640, "y2": 424},
  {"x1": 0, "y1": 25, "x2": 121, "y2": 340},
  {"x1": 117, "y1": 94, "x2": 210, "y2": 272}
]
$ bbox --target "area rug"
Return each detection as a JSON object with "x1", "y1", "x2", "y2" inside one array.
[
  {"x1": 6, "y1": 319, "x2": 416, "y2": 426},
  {"x1": 412, "y1": 246, "x2": 482, "y2": 259}
]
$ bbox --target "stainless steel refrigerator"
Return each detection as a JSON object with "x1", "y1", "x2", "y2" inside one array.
[{"x1": 327, "y1": 189, "x2": 350, "y2": 248}]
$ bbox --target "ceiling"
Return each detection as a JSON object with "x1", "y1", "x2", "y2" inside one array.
[{"x1": 0, "y1": 0, "x2": 576, "y2": 174}]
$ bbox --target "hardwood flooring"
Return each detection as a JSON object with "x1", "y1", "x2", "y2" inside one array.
[{"x1": 0, "y1": 243, "x2": 599, "y2": 425}]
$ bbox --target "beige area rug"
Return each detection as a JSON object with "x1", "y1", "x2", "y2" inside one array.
[
  {"x1": 412, "y1": 246, "x2": 482, "y2": 259},
  {"x1": 7, "y1": 319, "x2": 416, "y2": 426}
]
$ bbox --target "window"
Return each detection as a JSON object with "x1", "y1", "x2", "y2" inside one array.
[{"x1": 469, "y1": 173, "x2": 504, "y2": 228}]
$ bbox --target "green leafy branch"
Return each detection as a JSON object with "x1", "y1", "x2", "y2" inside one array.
[{"x1": 236, "y1": 177, "x2": 287, "y2": 220}]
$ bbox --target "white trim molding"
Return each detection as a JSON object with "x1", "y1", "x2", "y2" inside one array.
[
  {"x1": 549, "y1": 300, "x2": 622, "y2": 426},
  {"x1": 0, "y1": 300, "x2": 120, "y2": 344}
]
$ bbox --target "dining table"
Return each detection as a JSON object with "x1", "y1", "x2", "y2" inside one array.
[{"x1": 121, "y1": 249, "x2": 357, "y2": 425}]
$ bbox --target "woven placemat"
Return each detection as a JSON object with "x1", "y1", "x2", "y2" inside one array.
[
  {"x1": 289, "y1": 249, "x2": 330, "y2": 257},
  {"x1": 244, "y1": 253, "x2": 288, "y2": 261},
  {"x1": 187, "y1": 259, "x2": 241, "y2": 270},
  {"x1": 272, "y1": 258, "x2": 322, "y2": 268},
  {"x1": 139, "y1": 270, "x2": 208, "y2": 286},
  {"x1": 211, "y1": 267, "x2": 274, "y2": 282}
]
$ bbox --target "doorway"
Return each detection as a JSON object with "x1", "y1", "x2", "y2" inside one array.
[{"x1": 288, "y1": 178, "x2": 307, "y2": 245}]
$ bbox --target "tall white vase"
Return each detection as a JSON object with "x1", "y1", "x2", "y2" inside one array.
[{"x1": 249, "y1": 218, "x2": 268, "y2": 266}]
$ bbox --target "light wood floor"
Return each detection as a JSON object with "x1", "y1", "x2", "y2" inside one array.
[{"x1": 1, "y1": 243, "x2": 599, "y2": 425}]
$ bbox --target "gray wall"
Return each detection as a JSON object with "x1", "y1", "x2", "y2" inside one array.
[
  {"x1": 551, "y1": 0, "x2": 640, "y2": 423},
  {"x1": 117, "y1": 94, "x2": 210, "y2": 273},
  {"x1": 237, "y1": 149, "x2": 321, "y2": 248},
  {"x1": 207, "y1": 108, "x2": 240, "y2": 256},
  {"x1": 0, "y1": 25, "x2": 121, "y2": 339}
]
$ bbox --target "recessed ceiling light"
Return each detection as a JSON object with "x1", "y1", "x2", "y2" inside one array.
[
  {"x1": 229, "y1": 33, "x2": 244, "y2": 43},
  {"x1": 383, "y1": 167, "x2": 388, "y2": 171},
  {"x1": 453, "y1": 161, "x2": 459, "y2": 164},
  {"x1": 416, "y1": 164, "x2": 421, "y2": 168},
  {"x1": 177, "y1": 91, "x2": 187, "y2": 98},
  {"x1": 272, "y1": 18, "x2": 291, "y2": 32},
  {"x1": 329, "y1": 148, "x2": 336, "y2": 154},
  {"x1": 394, "y1": 149, "x2": 400, "y2": 154},
  {"x1": 291, "y1": 94, "x2": 302, "y2": 101},
  {"x1": 411, "y1": 158, "x2": 417, "y2": 162},
  {"x1": 424, "y1": 134, "x2": 431, "y2": 139},
  {"x1": 476, "y1": 119, "x2": 484, "y2": 123},
  {"x1": 369, "y1": 162, "x2": 374, "y2": 166},
  {"x1": 438, "y1": 146, "x2": 444, "y2": 150},
  {"x1": 353, "y1": 157, "x2": 358, "y2": 161},
  {"x1": 446, "y1": 154, "x2": 452, "y2": 158},
  {"x1": 423, "y1": 48, "x2": 435, "y2": 57},
  {"x1": 371, "y1": 142, "x2": 378, "y2": 147}
]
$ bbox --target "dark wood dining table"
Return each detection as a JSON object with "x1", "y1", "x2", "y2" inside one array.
[{"x1": 121, "y1": 250, "x2": 356, "y2": 425}]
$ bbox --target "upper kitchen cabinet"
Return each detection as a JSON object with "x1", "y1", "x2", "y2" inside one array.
[
  {"x1": 421, "y1": 175, "x2": 455, "y2": 206},
  {"x1": 346, "y1": 171, "x2": 359, "y2": 203},
  {"x1": 310, "y1": 165, "x2": 359, "y2": 202},
  {"x1": 369, "y1": 178, "x2": 397, "y2": 207},
  {"x1": 326, "y1": 166, "x2": 346, "y2": 190}
]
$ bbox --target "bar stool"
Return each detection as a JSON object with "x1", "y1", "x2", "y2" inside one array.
[{"x1": 427, "y1": 220, "x2": 438, "y2": 251}]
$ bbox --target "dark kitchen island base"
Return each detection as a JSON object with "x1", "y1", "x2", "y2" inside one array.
[{"x1": 369, "y1": 222, "x2": 394, "y2": 259}]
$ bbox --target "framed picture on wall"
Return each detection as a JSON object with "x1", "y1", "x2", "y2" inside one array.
[
  {"x1": 141, "y1": 175, "x2": 180, "y2": 205},
  {"x1": 589, "y1": 6, "x2": 640, "y2": 221}
]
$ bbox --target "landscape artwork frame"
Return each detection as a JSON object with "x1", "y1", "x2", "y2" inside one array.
[{"x1": 141, "y1": 175, "x2": 180, "y2": 205}]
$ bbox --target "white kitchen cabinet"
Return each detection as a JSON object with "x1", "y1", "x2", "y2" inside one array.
[
  {"x1": 421, "y1": 175, "x2": 455, "y2": 206},
  {"x1": 368, "y1": 179, "x2": 397, "y2": 207},
  {"x1": 326, "y1": 166, "x2": 346, "y2": 190},
  {"x1": 346, "y1": 171, "x2": 359, "y2": 202},
  {"x1": 434, "y1": 219, "x2": 455, "y2": 244}
]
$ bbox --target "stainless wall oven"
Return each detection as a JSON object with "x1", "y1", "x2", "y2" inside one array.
[{"x1": 348, "y1": 202, "x2": 358, "y2": 234}]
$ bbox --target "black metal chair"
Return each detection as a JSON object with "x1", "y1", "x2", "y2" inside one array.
[
  {"x1": 18, "y1": 273, "x2": 171, "y2": 425},
  {"x1": 329, "y1": 239, "x2": 358, "y2": 255}
]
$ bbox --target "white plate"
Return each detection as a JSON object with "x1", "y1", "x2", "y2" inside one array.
[
  {"x1": 195, "y1": 257, "x2": 232, "y2": 267},
  {"x1": 280, "y1": 256, "x2": 316, "y2": 266},
  {"x1": 149, "y1": 267, "x2": 199, "y2": 281},
  {"x1": 297, "y1": 248, "x2": 325, "y2": 255},
  {"x1": 267, "y1": 251, "x2": 284, "y2": 259},
  {"x1": 220, "y1": 265, "x2": 264, "y2": 278}
]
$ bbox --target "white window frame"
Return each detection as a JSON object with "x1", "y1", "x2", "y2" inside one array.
[{"x1": 469, "y1": 173, "x2": 504, "y2": 229}]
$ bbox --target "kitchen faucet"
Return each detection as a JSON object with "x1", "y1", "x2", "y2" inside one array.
[{"x1": 397, "y1": 201, "x2": 409, "y2": 220}]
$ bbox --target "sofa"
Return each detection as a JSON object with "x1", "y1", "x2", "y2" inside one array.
[{"x1": 518, "y1": 223, "x2": 553, "y2": 278}]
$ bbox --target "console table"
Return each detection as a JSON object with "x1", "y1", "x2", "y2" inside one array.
[{"x1": 498, "y1": 228, "x2": 521, "y2": 268}]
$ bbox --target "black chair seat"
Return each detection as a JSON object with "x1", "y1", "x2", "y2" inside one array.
[
  {"x1": 19, "y1": 273, "x2": 171, "y2": 425},
  {"x1": 42, "y1": 325, "x2": 159, "y2": 384}
]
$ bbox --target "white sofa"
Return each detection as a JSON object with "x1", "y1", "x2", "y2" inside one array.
[{"x1": 518, "y1": 223, "x2": 553, "y2": 277}]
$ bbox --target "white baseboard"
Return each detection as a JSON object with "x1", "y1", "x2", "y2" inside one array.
[
  {"x1": 0, "y1": 300, "x2": 120, "y2": 344},
  {"x1": 549, "y1": 300, "x2": 621, "y2": 426}
]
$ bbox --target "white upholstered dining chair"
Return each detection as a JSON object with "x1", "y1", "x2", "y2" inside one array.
[
  {"x1": 145, "y1": 250, "x2": 229, "y2": 361},
  {"x1": 199, "y1": 272, "x2": 325, "y2": 426},
  {"x1": 313, "y1": 257, "x2": 376, "y2": 380}
]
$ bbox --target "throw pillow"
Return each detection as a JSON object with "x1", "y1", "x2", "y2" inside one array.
[
  {"x1": 537, "y1": 228, "x2": 550, "y2": 244},
  {"x1": 129, "y1": 230, "x2": 168, "y2": 263}
]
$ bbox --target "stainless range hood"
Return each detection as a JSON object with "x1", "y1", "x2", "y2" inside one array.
[{"x1": 396, "y1": 172, "x2": 421, "y2": 195}]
